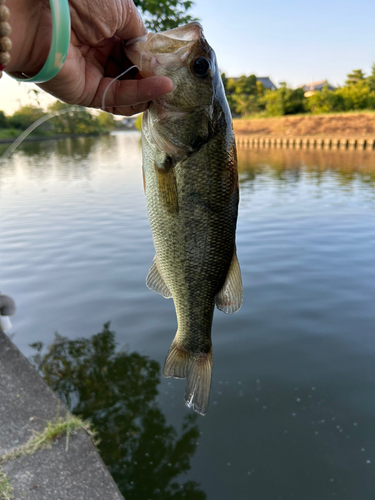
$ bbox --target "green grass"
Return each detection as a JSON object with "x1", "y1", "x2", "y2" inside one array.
[
  {"x1": 0, "y1": 414, "x2": 95, "y2": 499},
  {"x1": 0, "y1": 129, "x2": 20, "y2": 140},
  {"x1": 0, "y1": 414, "x2": 95, "y2": 466},
  {"x1": 0, "y1": 128, "x2": 105, "y2": 141},
  {"x1": 0, "y1": 128, "x2": 53, "y2": 140},
  {"x1": 0, "y1": 471, "x2": 12, "y2": 500}
]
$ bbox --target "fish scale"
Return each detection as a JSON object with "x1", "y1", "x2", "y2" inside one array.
[{"x1": 125, "y1": 21, "x2": 242, "y2": 415}]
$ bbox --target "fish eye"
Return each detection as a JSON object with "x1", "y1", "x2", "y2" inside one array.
[{"x1": 192, "y1": 57, "x2": 210, "y2": 78}]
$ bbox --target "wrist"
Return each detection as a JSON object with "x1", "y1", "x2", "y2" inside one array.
[{"x1": 5, "y1": 0, "x2": 51, "y2": 77}]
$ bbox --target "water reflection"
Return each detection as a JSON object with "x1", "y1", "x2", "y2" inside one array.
[
  {"x1": 30, "y1": 323, "x2": 206, "y2": 500},
  {"x1": 238, "y1": 146, "x2": 375, "y2": 185},
  {"x1": 0, "y1": 135, "x2": 101, "y2": 161},
  {"x1": 3, "y1": 132, "x2": 375, "y2": 499}
]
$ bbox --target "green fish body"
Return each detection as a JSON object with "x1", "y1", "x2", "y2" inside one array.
[{"x1": 125, "y1": 22, "x2": 242, "y2": 415}]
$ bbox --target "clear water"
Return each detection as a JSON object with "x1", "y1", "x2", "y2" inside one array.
[{"x1": 1, "y1": 132, "x2": 375, "y2": 499}]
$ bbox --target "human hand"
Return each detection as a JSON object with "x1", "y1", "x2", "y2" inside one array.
[{"x1": 6, "y1": 0, "x2": 173, "y2": 115}]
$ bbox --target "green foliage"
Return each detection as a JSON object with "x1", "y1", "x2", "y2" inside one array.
[
  {"x1": 336, "y1": 79, "x2": 375, "y2": 111},
  {"x1": 221, "y1": 72, "x2": 228, "y2": 93},
  {"x1": 0, "y1": 470, "x2": 12, "y2": 500},
  {"x1": 7, "y1": 105, "x2": 46, "y2": 130},
  {"x1": 225, "y1": 75, "x2": 265, "y2": 116},
  {"x1": 97, "y1": 111, "x2": 116, "y2": 130},
  {"x1": 0, "y1": 103, "x2": 116, "y2": 137},
  {"x1": 306, "y1": 85, "x2": 345, "y2": 114},
  {"x1": 368, "y1": 63, "x2": 375, "y2": 92},
  {"x1": 134, "y1": 113, "x2": 143, "y2": 131},
  {"x1": 260, "y1": 84, "x2": 306, "y2": 116},
  {"x1": 234, "y1": 74, "x2": 258, "y2": 95},
  {"x1": 0, "y1": 111, "x2": 7, "y2": 129},
  {"x1": 0, "y1": 415, "x2": 94, "y2": 466},
  {"x1": 232, "y1": 94, "x2": 261, "y2": 116},
  {"x1": 134, "y1": 0, "x2": 197, "y2": 32},
  {"x1": 345, "y1": 69, "x2": 366, "y2": 86},
  {"x1": 0, "y1": 129, "x2": 19, "y2": 140},
  {"x1": 260, "y1": 87, "x2": 284, "y2": 116},
  {"x1": 223, "y1": 66, "x2": 375, "y2": 117},
  {"x1": 47, "y1": 101, "x2": 100, "y2": 135},
  {"x1": 30, "y1": 323, "x2": 206, "y2": 500},
  {"x1": 306, "y1": 69, "x2": 375, "y2": 114}
]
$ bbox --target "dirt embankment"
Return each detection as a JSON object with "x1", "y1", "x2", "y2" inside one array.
[{"x1": 233, "y1": 113, "x2": 375, "y2": 137}]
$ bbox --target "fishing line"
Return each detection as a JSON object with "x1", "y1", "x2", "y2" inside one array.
[
  {"x1": 1, "y1": 65, "x2": 139, "y2": 160},
  {"x1": 0, "y1": 108, "x2": 75, "y2": 160},
  {"x1": 1, "y1": 37, "x2": 152, "y2": 159},
  {"x1": 101, "y1": 33, "x2": 156, "y2": 111},
  {"x1": 100, "y1": 65, "x2": 139, "y2": 112}
]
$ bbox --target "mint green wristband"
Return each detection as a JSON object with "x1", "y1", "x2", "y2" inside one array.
[{"x1": 15, "y1": 0, "x2": 70, "y2": 83}]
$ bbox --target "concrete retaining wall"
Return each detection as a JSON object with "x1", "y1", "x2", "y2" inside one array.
[
  {"x1": 236, "y1": 135, "x2": 375, "y2": 150},
  {"x1": 0, "y1": 328, "x2": 124, "y2": 500}
]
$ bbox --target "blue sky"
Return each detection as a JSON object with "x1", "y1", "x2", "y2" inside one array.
[
  {"x1": 191, "y1": 0, "x2": 375, "y2": 87},
  {"x1": 1, "y1": 0, "x2": 375, "y2": 113}
]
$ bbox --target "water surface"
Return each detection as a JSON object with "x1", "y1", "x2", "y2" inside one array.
[{"x1": 1, "y1": 133, "x2": 375, "y2": 499}]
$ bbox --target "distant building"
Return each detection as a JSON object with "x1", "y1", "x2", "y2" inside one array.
[
  {"x1": 256, "y1": 77, "x2": 277, "y2": 90},
  {"x1": 228, "y1": 76, "x2": 277, "y2": 90},
  {"x1": 302, "y1": 80, "x2": 336, "y2": 97}
]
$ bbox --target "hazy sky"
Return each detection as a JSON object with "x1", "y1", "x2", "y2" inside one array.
[{"x1": 1, "y1": 0, "x2": 375, "y2": 114}]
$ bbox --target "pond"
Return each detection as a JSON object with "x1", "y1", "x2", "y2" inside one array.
[{"x1": 1, "y1": 132, "x2": 375, "y2": 500}]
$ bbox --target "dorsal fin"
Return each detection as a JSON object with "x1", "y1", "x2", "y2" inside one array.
[
  {"x1": 215, "y1": 249, "x2": 242, "y2": 314},
  {"x1": 146, "y1": 256, "x2": 172, "y2": 299}
]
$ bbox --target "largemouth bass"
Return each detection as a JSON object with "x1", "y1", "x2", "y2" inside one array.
[{"x1": 125, "y1": 22, "x2": 242, "y2": 415}]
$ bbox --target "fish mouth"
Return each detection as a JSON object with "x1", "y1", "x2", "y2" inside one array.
[{"x1": 124, "y1": 22, "x2": 207, "y2": 77}]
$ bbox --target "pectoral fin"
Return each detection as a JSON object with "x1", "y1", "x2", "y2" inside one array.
[
  {"x1": 146, "y1": 256, "x2": 172, "y2": 299},
  {"x1": 215, "y1": 250, "x2": 243, "y2": 314},
  {"x1": 154, "y1": 155, "x2": 179, "y2": 215}
]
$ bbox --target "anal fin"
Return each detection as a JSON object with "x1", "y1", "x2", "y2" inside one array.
[
  {"x1": 146, "y1": 256, "x2": 172, "y2": 299},
  {"x1": 215, "y1": 249, "x2": 243, "y2": 314}
]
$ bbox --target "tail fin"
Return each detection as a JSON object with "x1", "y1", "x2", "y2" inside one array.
[{"x1": 163, "y1": 339, "x2": 213, "y2": 416}]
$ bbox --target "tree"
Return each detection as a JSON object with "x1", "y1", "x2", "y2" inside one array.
[
  {"x1": 7, "y1": 105, "x2": 46, "y2": 130},
  {"x1": 48, "y1": 101, "x2": 100, "y2": 135},
  {"x1": 234, "y1": 74, "x2": 258, "y2": 96},
  {"x1": 97, "y1": 111, "x2": 116, "y2": 131},
  {"x1": 0, "y1": 110, "x2": 7, "y2": 129},
  {"x1": 30, "y1": 323, "x2": 206, "y2": 500},
  {"x1": 224, "y1": 75, "x2": 265, "y2": 115},
  {"x1": 232, "y1": 94, "x2": 261, "y2": 116},
  {"x1": 336, "y1": 79, "x2": 375, "y2": 110},
  {"x1": 134, "y1": 0, "x2": 197, "y2": 32},
  {"x1": 367, "y1": 63, "x2": 375, "y2": 92},
  {"x1": 259, "y1": 83, "x2": 307, "y2": 117},
  {"x1": 305, "y1": 85, "x2": 345, "y2": 114},
  {"x1": 284, "y1": 87, "x2": 306, "y2": 115},
  {"x1": 345, "y1": 69, "x2": 366, "y2": 86}
]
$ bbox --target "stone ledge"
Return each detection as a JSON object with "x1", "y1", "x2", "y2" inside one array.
[{"x1": 0, "y1": 328, "x2": 124, "y2": 500}]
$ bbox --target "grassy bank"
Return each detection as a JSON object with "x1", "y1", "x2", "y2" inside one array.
[
  {"x1": 233, "y1": 111, "x2": 375, "y2": 137},
  {"x1": 0, "y1": 129, "x2": 26, "y2": 140},
  {"x1": 0, "y1": 128, "x2": 106, "y2": 144}
]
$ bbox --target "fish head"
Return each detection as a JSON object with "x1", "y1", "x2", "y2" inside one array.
[{"x1": 125, "y1": 22, "x2": 222, "y2": 116}]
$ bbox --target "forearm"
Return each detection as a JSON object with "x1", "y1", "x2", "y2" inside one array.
[{"x1": 5, "y1": 0, "x2": 50, "y2": 76}]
